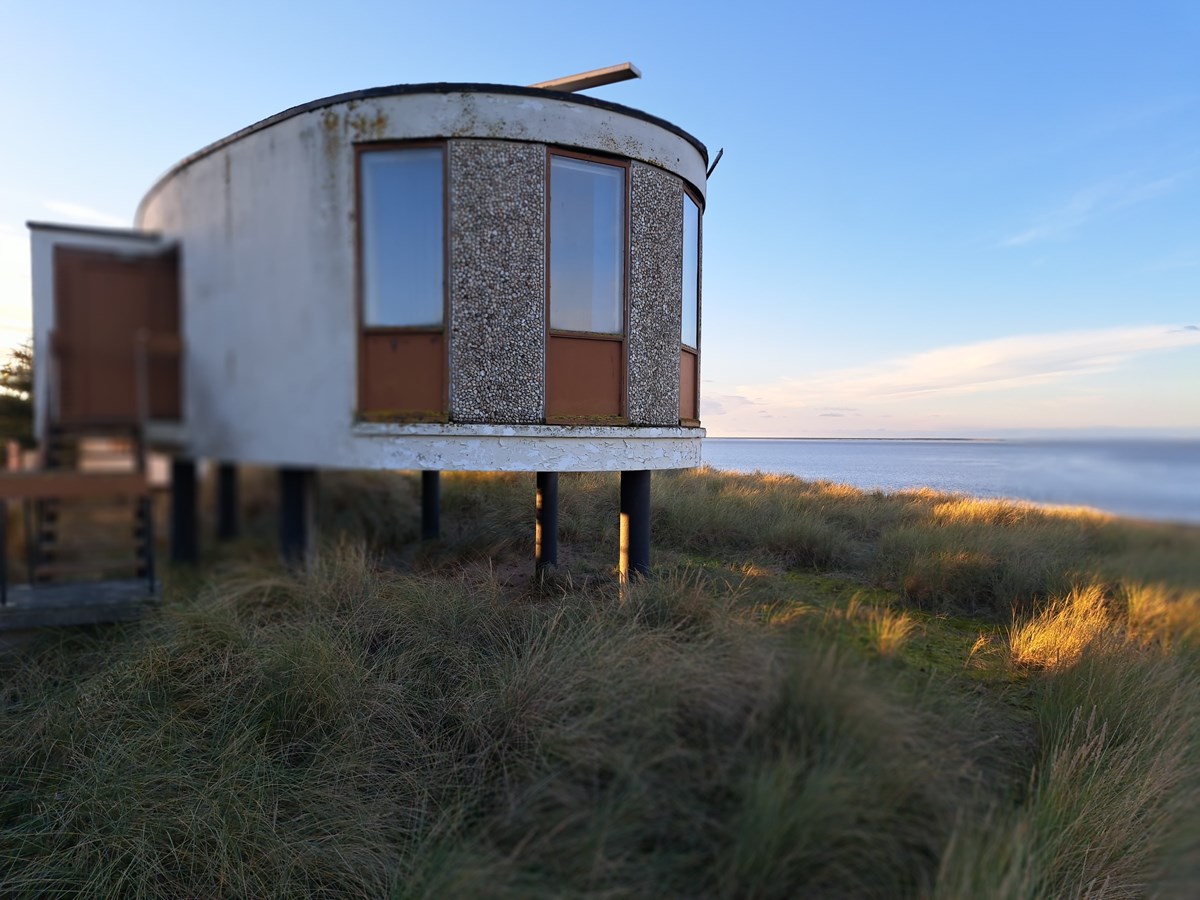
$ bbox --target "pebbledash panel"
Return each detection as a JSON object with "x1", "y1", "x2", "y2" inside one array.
[{"x1": 135, "y1": 84, "x2": 707, "y2": 473}]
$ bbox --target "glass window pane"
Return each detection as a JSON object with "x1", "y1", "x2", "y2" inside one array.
[
  {"x1": 361, "y1": 148, "x2": 444, "y2": 327},
  {"x1": 550, "y1": 156, "x2": 624, "y2": 334},
  {"x1": 682, "y1": 193, "x2": 699, "y2": 348}
]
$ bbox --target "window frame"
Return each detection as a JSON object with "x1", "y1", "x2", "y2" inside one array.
[
  {"x1": 353, "y1": 139, "x2": 450, "y2": 421},
  {"x1": 680, "y1": 184, "x2": 703, "y2": 426},
  {"x1": 544, "y1": 147, "x2": 632, "y2": 424}
]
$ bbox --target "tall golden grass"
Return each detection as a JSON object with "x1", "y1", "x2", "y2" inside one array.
[{"x1": 0, "y1": 466, "x2": 1195, "y2": 897}]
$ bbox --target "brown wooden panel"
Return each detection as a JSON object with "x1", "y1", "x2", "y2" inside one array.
[
  {"x1": 144, "y1": 253, "x2": 182, "y2": 420},
  {"x1": 359, "y1": 331, "x2": 446, "y2": 418},
  {"x1": 546, "y1": 335, "x2": 623, "y2": 420},
  {"x1": 680, "y1": 348, "x2": 698, "y2": 422},
  {"x1": 0, "y1": 471, "x2": 147, "y2": 501},
  {"x1": 54, "y1": 248, "x2": 181, "y2": 424}
]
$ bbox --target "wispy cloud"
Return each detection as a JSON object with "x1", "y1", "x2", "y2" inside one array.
[
  {"x1": 41, "y1": 200, "x2": 127, "y2": 228},
  {"x1": 739, "y1": 325, "x2": 1200, "y2": 408},
  {"x1": 1001, "y1": 171, "x2": 1190, "y2": 247},
  {"x1": 700, "y1": 393, "x2": 753, "y2": 417}
]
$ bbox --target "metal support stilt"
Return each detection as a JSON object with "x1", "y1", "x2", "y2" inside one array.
[
  {"x1": 279, "y1": 467, "x2": 315, "y2": 567},
  {"x1": 421, "y1": 470, "x2": 440, "y2": 541},
  {"x1": 536, "y1": 471, "x2": 559, "y2": 573},
  {"x1": 619, "y1": 470, "x2": 651, "y2": 582},
  {"x1": 216, "y1": 462, "x2": 239, "y2": 541},
  {"x1": 170, "y1": 458, "x2": 198, "y2": 564}
]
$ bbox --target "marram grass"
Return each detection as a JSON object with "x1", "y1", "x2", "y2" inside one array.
[{"x1": 0, "y1": 467, "x2": 1197, "y2": 898}]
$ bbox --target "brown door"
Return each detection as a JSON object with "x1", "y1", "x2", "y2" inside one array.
[{"x1": 53, "y1": 246, "x2": 181, "y2": 424}]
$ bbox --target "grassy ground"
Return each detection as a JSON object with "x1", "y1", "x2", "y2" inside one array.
[{"x1": 1, "y1": 467, "x2": 1197, "y2": 898}]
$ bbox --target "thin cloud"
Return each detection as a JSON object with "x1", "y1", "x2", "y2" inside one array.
[
  {"x1": 1001, "y1": 172, "x2": 1189, "y2": 247},
  {"x1": 41, "y1": 200, "x2": 127, "y2": 228},
  {"x1": 701, "y1": 393, "x2": 755, "y2": 417},
  {"x1": 742, "y1": 325, "x2": 1200, "y2": 408}
]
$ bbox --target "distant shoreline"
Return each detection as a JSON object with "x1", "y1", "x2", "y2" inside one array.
[
  {"x1": 704, "y1": 436, "x2": 1199, "y2": 443},
  {"x1": 704, "y1": 436, "x2": 993, "y2": 442}
]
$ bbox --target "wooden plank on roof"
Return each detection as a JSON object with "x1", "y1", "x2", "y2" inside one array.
[{"x1": 530, "y1": 62, "x2": 642, "y2": 93}]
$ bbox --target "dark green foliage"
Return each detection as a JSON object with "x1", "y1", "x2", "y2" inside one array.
[{"x1": 0, "y1": 339, "x2": 33, "y2": 448}]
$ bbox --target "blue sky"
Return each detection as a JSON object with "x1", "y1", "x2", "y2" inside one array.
[{"x1": 1, "y1": 0, "x2": 1196, "y2": 437}]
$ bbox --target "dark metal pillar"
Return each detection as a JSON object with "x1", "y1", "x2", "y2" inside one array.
[
  {"x1": 216, "y1": 462, "x2": 239, "y2": 541},
  {"x1": 421, "y1": 470, "x2": 440, "y2": 540},
  {"x1": 0, "y1": 500, "x2": 7, "y2": 605},
  {"x1": 536, "y1": 471, "x2": 559, "y2": 572},
  {"x1": 619, "y1": 470, "x2": 651, "y2": 582},
  {"x1": 170, "y1": 458, "x2": 198, "y2": 564},
  {"x1": 279, "y1": 467, "x2": 316, "y2": 567}
]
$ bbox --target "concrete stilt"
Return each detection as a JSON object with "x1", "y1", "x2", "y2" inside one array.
[
  {"x1": 279, "y1": 467, "x2": 315, "y2": 566},
  {"x1": 170, "y1": 458, "x2": 198, "y2": 564},
  {"x1": 421, "y1": 470, "x2": 440, "y2": 540},
  {"x1": 619, "y1": 470, "x2": 651, "y2": 582},
  {"x1": 536, "y1": 471, "x2": 559, "y2": 573},
  {"x1": 216, "y1": 462, "x2": 239, "y2": 541}
]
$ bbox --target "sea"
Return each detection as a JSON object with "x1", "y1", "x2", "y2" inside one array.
[{"x1": 700, "y1": 438, "x2": 1200, "y2": 526}]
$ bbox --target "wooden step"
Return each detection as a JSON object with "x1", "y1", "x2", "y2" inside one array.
[
  {"x1": 0, "y1": 472, "x2": 148, "y2": 501},
  {"x1": 34, "y1": 557, "x2": 148, "y2": 581}
]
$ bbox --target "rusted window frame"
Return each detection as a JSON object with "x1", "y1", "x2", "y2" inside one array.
[
  {"x1": 353, "y1": 139, "x2": 450, "y2": 422},
  {"x1": 680, "y1": 183, "x2": 703, "y2": 426},
  {"x1": 544, "y1": 147, "x2": 631, "y2": 425}
]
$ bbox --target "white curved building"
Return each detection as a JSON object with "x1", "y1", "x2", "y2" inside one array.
[{"x1": 28, "y1": 75, "x2": 709, "y2": 574}]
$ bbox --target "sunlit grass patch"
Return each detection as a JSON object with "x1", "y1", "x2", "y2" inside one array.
[
  {"x1": 1008, "y1": 584, "x2": 1113, "y2": 670},
  {"x1": 1120, "y1": 580, "x2": 1200, "y2": 647}
]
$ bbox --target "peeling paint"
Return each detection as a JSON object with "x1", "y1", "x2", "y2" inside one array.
[{"x1": 348, "y1": 108, "x2": 389, "y2": 141}]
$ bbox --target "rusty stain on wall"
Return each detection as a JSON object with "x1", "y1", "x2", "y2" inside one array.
[{"x1": 348, "y1": 109, "x2": 389, "y2": 141}]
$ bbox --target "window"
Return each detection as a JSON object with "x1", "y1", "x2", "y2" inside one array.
[
  {"x1": 680, "y1": 191, "x2": 701, "y2": 423},
  {"x1": 356, "y1": 144, "x2": 447, "y2": 419},
  {"x1": 549, "y1": 155, "x2": 625, "y2": 334},
  {"x1": 546, "y1": 151, "x2": 628, "y2": 421},
  {"x1": 360, "y1": 147, "x2": 444, "y2": 327},
  {"x1": 682, "y1": 193, "x2": 700, "y2": 349}
]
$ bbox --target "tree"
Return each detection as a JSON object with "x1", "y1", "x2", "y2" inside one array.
[{"x1": 0, "y1": 339, "x2": 34, "y2": 448}]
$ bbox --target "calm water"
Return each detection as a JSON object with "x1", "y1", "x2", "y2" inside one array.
[{"x1": 701, "y1": 439, "x2": 1200, "y2": 525}]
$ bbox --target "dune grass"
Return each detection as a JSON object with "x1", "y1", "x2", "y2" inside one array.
[{"x1": 1, "y1": 466, "x2": 1197, "y2": 897}]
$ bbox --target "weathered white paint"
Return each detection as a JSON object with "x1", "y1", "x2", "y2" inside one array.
[
  {"x1": 343, "y1": 424, "x2": 703, "y2": 472},
  {"x1": 132, "y1": 88, "x2": 705, "y2": 472},
  {"x1": 27, "y1": 225, "x2": 171, "y2": 439}
]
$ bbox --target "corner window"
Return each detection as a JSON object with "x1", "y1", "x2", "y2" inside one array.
[
  {"x1": 682, "y1": 193, "x2": 700, "y2": 349},
  {"x1": 356, "y1": 144, "x2": 448, "y2": 420},
  {"x1": 360, "y1": 147, "x2": 445, "y2": 327},
  {"x1": 680, "y1": 190, "x2": 701, "y2": 424}
]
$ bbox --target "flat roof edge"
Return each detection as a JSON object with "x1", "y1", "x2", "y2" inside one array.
[
  {"x1": 27, "y1": 221, "x2": 162, "y2": 242},
  {"x1": 137, "y1": 82, "x2": 708, "y2": 223}
]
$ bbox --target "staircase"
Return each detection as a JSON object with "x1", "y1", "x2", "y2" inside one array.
[
  {"x1": 0, "y1": 420, "x2": 156, "y2": 630},
  {"x1": 31, "y1": 422, "x2": 155, "y2": 589}
]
